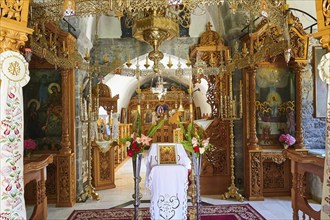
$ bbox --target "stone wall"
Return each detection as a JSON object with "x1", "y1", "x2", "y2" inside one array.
[{"x1": 301, "y1": 38, "x2": 326, "y2": 149}]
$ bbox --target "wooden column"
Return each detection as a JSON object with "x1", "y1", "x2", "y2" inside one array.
[
  {"x1": 248, "y1": 67, "x2": 259, "y2": 150},
  {"x1": 293, "y1": 63, "x2": 305, "y2": 149},
  {"x1": 56, "y1": 69, "x2": 76, "y2": 207},
  {"x1": 60, "y1": 69, "x2": 72, "y2": 154}
]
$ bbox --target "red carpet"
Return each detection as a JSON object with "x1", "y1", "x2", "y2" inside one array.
[{"x1": 67, "y1": 204, "x2": 265, "y2": 220}]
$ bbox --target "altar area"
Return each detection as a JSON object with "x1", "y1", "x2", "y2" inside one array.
[{"x1": 33, "y1": 152, "x2": 320, "y2": 220}]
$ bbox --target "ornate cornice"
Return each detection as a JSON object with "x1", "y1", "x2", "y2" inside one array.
[
  {"x1": 0, "y1": 0, "x2": 33, "y2": 53},
  {"x1": 261, "y1": 152, "x2": 286, "y2": 164}
]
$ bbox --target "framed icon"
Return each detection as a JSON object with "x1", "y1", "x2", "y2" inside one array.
[{"x1": 157, "y1": 144, "x2": 178, "y2": 165}]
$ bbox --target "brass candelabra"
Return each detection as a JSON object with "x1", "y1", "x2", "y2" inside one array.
[
  {"x1": 77, "y1": 70, "x2": 100, "y2": 202},
  {"x1": 219, "y1": 72, "x2": 244, "y2": 202}
]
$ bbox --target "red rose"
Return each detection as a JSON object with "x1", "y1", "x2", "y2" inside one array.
[
  {"x1": 132, "y1": 142, "x2": 138, "y2": 150},
  {"x1": 127, "y1": 149, "x2": 134, "y2": 157},
  {"x1": 193, "y1": 146, "x2": 200, "y2": 153}
]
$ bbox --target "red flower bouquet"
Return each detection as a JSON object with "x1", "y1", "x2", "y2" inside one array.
[
  {"x1": 179, "y1": 122, "x2": 213, "y2": 157},
  {"x1": 121, "y1": 113, "x2": 166, "y2": 159},
  {"x1": 126, "y1": 132, "x2": 152, "y2": 158}
]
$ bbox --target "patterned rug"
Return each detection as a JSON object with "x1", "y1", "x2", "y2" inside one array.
[{"x1": 67, "y1": 204, "x2": 265, "y2": 220}]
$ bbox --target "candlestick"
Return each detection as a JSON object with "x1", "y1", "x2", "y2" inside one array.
[
  {"x1": 232, "y1": 97, "x2": 236, "y2": 118},
  {"x1": 189, "y1": 74, "x2": 192, "y2": 94},
  {"x1": 49, "y1": 33, "x2": 53, "y2": 45},
  {"x1": 239, "y1": 80, "x2": 243, "y2": 118},
  {"x1": 224, "y1": 95, "x2": 227, "y2": 118},
  {"x1": 219, "y1": 94, "x2": 223, "y2": 118}
]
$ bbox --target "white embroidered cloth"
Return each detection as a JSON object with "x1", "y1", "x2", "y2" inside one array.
[
  {"x1": 145, "y1": 143, "x2": 191, "y2": 188},
  {"x1": 147, "y1": 165, "x2": 189, "y2": 220}
]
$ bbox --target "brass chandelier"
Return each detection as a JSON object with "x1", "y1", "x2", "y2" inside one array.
[{"x1": 29, "y1": 0, "x2": 289, "y2": 74}]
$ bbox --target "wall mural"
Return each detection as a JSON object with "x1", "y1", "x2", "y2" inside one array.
[{"x1": 23, "y1": 69, "x2": 62, "y2": 151}]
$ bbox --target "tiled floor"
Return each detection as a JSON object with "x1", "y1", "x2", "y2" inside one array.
[{"x1": 27, "y1": 155, "x2": 321, "y2": 220}]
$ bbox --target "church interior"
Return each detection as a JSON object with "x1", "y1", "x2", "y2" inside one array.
[{"x1": 0, "y1": 0, "x2": 329, "y2": 219}]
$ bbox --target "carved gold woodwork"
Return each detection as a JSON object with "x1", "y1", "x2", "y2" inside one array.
[
  {"x1": 133, "y1": 12, "x2": 179, "y2": 73},
  {"x1": 56, "y1": 154, "x2": 76, "y2": 207},
  {"x1": 0, "y1": 0, "x2": 33, "y2": 53},
  {"x1": 283, "y1": 149, "x2": 324, "y2": 220},
  {"x1": 92, "y1": 144, "x2": 116, "y2": 190},
  {"x1": 200, "y1": 118, "x2": 230, "y2": 195},
  {"x1": 90, "y1": 82, "x2": 117, "y2": 189},
  {"x1": 191, "y1": 22, "x2": 230, "y2": 68},
  {"x1": 313, "y1": 0, "x2": 330, "y2": 51},
  {"x1": 188, "y1": 24, "x2": 233, "y2": 196},
  {"x1": 92, "y1": 81, "x2": 119, "y2": 114},
  {"x1": 29, "y1": 22, "x2": 77, "y2": 69},
  {"x1": 114, "y1": 123, "x2": 131, "y2": 167},
  {"x1": 262, "y1": 152, "x2": 290, "y2": 196},
  {"x1": 288, "y1": 13, "x2": 309, "y2": 62},
  {"x1": 250, "y1": 151, "x2": 263, "y2": 200},
  {"x1": 243, "y1": 15, "x2": 308, "y2": 200},
  {"x1": 24, "y1": 23, "x2": 77, "y2": 207},
  {"x1": 128, "y1": 88, "x2": 189, "y2": 143}
]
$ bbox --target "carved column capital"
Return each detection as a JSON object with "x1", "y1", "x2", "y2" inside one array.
[{"x1": 0, "y1": 0, "x2": 33, "y2": 52}]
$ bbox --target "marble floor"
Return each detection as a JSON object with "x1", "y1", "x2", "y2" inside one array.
[{"x1": 27, "y1": 155, "x2": 321, "y2": 220}]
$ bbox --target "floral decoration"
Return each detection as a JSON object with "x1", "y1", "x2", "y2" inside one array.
[
  {"x1": 179, "y1": 122, "x2": 213, "y2": 157},
  {"x1": 0, "y1": 86, "x2": 25, "y2": 219},
  {"x1": 24, "y1": 139, "x2": 37, "y2": 157},
  {"x1": 122, "y1": 113, "x2": 166, "y2": 159},
  {"x1": 279, "y1": 133, "x2": 296, "y2": 148}
]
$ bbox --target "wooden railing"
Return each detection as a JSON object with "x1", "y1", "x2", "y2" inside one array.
[
  {"x1": 283, "y1": 149, "x2": 324, "y2": 220},
  {"x1": 114, "y1": 124, "x2": 132, "y2": 166}
]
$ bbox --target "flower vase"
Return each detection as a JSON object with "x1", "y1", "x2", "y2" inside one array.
[
  {"x1": 132, "y1": 153, "x2": 143, "y2": 220},
  {"x1": 192, "y1": 152, "x2": 202, "y2": 220},
  {"x1": 283, "y1": 144, "x2": 289, "y2": 149}
]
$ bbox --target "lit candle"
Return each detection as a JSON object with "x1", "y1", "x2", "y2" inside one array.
[{"x1": 227, "y1": 49, "x2": 230, "y2": 60}]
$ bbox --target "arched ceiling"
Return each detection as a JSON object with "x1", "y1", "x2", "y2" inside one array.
[{"x1": 73, "y1": 0, "x2": 317, "y2": 114}]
